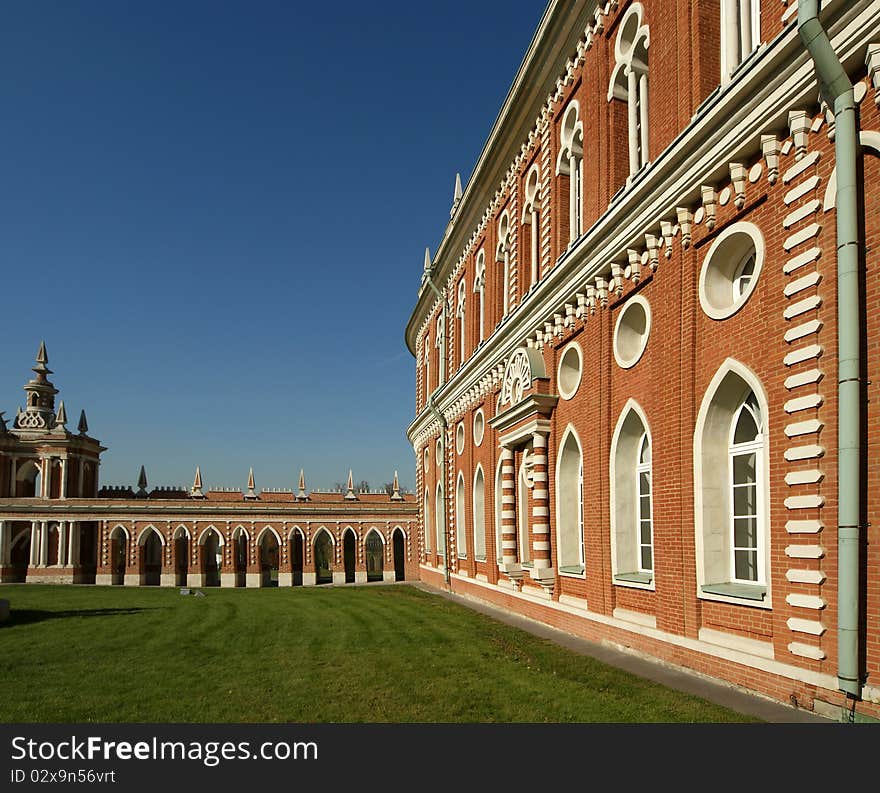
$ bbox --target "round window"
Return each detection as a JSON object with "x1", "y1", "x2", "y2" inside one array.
[
  {"x1": 436, "y1": 438, "x2": 442, "y2": 466},
  {"x1": 557, "y1": 342, "x2": 582, "y2": 400},
  {"x1": 699, "y1": 222, "x2": 764, "y2": 320},
  {"x1": 613, "y1": 295, "x2": 651, "y2": 369},
  {"x1": 473, "y1": 409, "x2": 485, "y2": 447}
]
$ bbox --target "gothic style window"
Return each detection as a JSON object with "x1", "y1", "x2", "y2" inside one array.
[
  {"x1": 435, "y1": 483, "x2": 445, "y2": 558},
  {"x1": 494, "y1": 458, "x2": 504, "y2": 563},
  {"x1": 517, "y1": 456, "x2": 531, "y2": 566},
  {"x1": 721, "y1": 0, "x2": 761, "y2": 81},
  {"x1": 456, "y1": 279, "x2": 467, "y2": 367},
  {"x1": 455, "y1": 472, "x2": 467, "y2": 557},
  {"x1": 695, "y1": 361, "x2": 769, "y2": 603},
  {"x1": 496, "y1": 212, "x2": 512, "y2": 317},
  {"x1": 474, "y1": 250, "x2": 486, "y2": 343},
  {"x1": 522, "y1": 165, "x2": 541, "y2": 286},
  {"x1": 473, "y1": 465, "x2": 486, "y2": 561},
  {"x1": 435, "y1": 315, "x2": 445, "y2": 388},
  {"x1": 608, "y1": 6, "x2": 650, "y2": 178},
  {"x1": 729, "y1": 391, "x2": 763, "y2": 583},
  {"x1": 611, "y1": 402, "x2": 654, "y2": 586},
  {"x1": 423, "y1": 343, "x2": 430, "y2": 404},
  {"x1": 556, "y1": 427, "x2": 585, "y2": 575},
  {"x1": 556, "y1": 103, "x2": 583, "y2": 245},
  {"x1": 423, "y1": 489, "x2": 432, "y2": 553}
]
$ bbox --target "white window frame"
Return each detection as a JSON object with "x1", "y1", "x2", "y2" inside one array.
[
  {"x1": 636, "y1": 432, "x2": 654, "y2": 574},
  {"x1": 728, "y1": 394, "x2": 765, "y2": 586},
  {"x1": 474, "y1": 250, "x2": 486, "y2": 343},
  {"x1": 473, "y1": 465, "x2": 487, "y2": 561},
  {"x1": 555, "y1": 102, "x2": 584, "y2": 246},
  {"x1": 522, "y1": 165, "x2": 541, "y2": 288},
  {"x1": 496, "y1": 212, "x2": 512, "y2": 317},
  {"x1": 455, "y1": 472, "x2": 467, "y2": 558},
  {"x1": 721, "y1": 0, "x2": 761, "y2": 82}
]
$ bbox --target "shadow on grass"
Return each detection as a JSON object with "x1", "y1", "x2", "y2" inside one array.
[{"x1": 2, "y1": 607, "x2": 165, "y2": 628}]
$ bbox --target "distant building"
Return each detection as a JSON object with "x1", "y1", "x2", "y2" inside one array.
[
  {"x1": 0, "y1": 345, "x2": 417, "y2": 587},
  {"x1": 406, "y1": 1, "x2": 880, "y2": 720}
]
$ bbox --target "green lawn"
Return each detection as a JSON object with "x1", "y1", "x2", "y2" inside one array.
[{"x1": 0, "y1": 584, "x2": 755, "y2": 723}]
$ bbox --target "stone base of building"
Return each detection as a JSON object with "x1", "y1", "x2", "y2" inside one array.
[
  {"x1": 302, "y1": 572, "x2": 316, "y2": 586},
  {"x1": 278, "y1": 572, "x2": 292, "y2": 587},
  {"x1": 25, "y1": 566, "x2": 76, "y2": 584},
  {"x1": 95, "y1": 573, "x2": 112, "y2": 586},
  {"x1": 354, "y1": 571, "x2": 367, "y2": 584},
  {"x1": 246, "y1": 573, "x2": 261, "y2": 588},
  {"x1": 332, "y1": 571, "x2": 346, "y2": 585},
  {"x1": 160, "y1": 573, "x2": 176, "y2": 587},
  {"x1": 383, "y1": 571, "x2": 396, "y2": 582},
  {"x1": 220, "y1": 573, "x2": 237, "y2": 588},
  {"x1": 187, "y1": 573, "x2": 205, "y2": 588}
]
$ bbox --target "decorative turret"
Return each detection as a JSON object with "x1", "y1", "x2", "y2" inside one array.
[
  {"x1": 14, "y1": 342, "x2": 59, "y2": 431},
  {"x1": 420, "y1": 246, "x2": 433, "y2": 289},
  {"x1": 136, "y1": 465, "x2": 148, "y2": 498},
  {"x1": 190, "y1": 466, "x2": 204, "y2": 498},
  {"x1": 53, "y1": 400, "x2": 68, "y2": 433},
  {"x1": 296, "y1": 468, "x2": 308, "y2": 501},
  {"x1": 244, "y1": 467, "x2": 258, "y2": 500},
  {"x1": 77, "y1": 410, "x2": 89, "y2": 436},
  {"x1": 344, "y1": 469, "x2": 357, "y2": 500},
  {"x1": 450, "y1": 172, "x2": 463, "y2": 218},
  {"x1": 390, "y1": 470, "x2": 403, "y2": 501}
]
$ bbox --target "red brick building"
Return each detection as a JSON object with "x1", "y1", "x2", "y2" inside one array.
[
  {"x1": 406, "y1": 0, "x2": 880, "y2": 720},
  {"x1": 0, "y1": 345, "x2": 418, "y2": 588}
]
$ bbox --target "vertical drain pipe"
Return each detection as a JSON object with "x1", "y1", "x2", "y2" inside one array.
[
  {"x1": 797, "y1": 0, "x2": 862, "y2": 699},
  {"x1": 422, "y1": 256, "x2": 452, "y2": 587}
]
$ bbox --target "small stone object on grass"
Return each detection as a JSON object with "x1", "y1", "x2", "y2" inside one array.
[
  {"x1": 193, "y1": 591, "x2": 205, "y2": 598},
  {"x1": 179, "y1": 589, "x2": 190, "y2": 596}
]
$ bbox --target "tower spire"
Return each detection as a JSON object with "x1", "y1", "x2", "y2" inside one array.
[
  {"x1": 450, "y1": 172, "x2": 463, "y2": 217},
  {"x1": 137, "y1": 465, "x2": 148, "y2": 497},
  {"x1": 54, "y1": 400, "x2": 67, "y2": 430},
  {"x1": 191, "y1": 466, "x2": 204, "y2": 498},
  {"x1": 14, "y1": 342, "x2": 59, "y2": 431},
  {"x1": 77, "y1": 409, "x2": 89, "y2": 435},
  {"x1": 245, "y1": 467, "x2": 258, "y2": 499},
  {"x1": 296, "y1": 468, "x2": 308, "y2": 501},
  {"x1": 391, "y1": 470, "x2": 403, "y2": 501},
  {"x1": 344, "y1": 469, "x2": 357, "y2": 500}
]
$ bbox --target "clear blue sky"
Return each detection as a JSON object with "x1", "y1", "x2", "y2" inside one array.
[{"x1": 1, "y1": 1, "x2": 546, "y2": 493}]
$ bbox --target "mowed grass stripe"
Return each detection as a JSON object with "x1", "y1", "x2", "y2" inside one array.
[{"x1": 0, "y1": 585, "x2": 755, "y2": 723}]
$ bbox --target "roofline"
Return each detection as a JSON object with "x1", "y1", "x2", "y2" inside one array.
[{"x1": 405, "y1": 0, "x2": 594, "y2": 354}]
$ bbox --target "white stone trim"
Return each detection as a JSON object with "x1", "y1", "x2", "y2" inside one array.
[
  {"x1": 784, "y1": 175, "x2": 822, "y2": 205},
  {"x1": 698, "y1": 627, "x2": 774, "y2": 659},
  {"x1": 784, "y1": 393, "x2": 823, "y2": 413},
  {"x1": 786, "y1": 593, "x2": 825, "y2": 610},
  {"x1": 783, "y1": 223, "x2": 822, "y2": 252},
  {"x1": 784, "y1": 368, "x2": 823, "y2": 390},
  {"x1": 788, "y1": 642, "x2": 825, "y2": 661},
  {"x1": 613, "y1": 608, "x2": 657, "y2": 629},
  {"x1": 787, "y1": 617, "x2": 825, "y2": 636},
  {"x1": 784, "y1": 246, "x2": 821, "y2": 275},
  {"x1": 783, "y1": 444, "x2": 824, "y2": 462},
  {"x1": 783, "y1": 294, "x2": 821, "y2": 320},
  {"x1": 783, "y1": 272, "x2": 821, "y2": 298},
  {"x1": 784, "y1": 468, "x2": 823, "y2": 485},
  {"x1": 786, "y1": 569, "x2": 826, "y2": 585},
  {"x1": 782, "y1": 150, "x2": 821, "y2": 184},
  {"x1": 785, "y1": 544, "x2": 824, "y2": 559},
  {"x1": 784, "y1": 318, "x2": 822, "y2": 343},
  {"x1": 785, "y1": 519, "x2": 823, "y2": 534}
]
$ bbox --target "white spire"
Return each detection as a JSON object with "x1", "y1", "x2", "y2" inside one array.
[{"x1": 450, "y1": 172, "x2": 463, "y2": 217}]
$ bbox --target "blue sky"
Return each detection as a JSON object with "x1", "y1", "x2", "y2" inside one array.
[{"x1": 0, "y1": 1, "x2": 546, "y2": 493}]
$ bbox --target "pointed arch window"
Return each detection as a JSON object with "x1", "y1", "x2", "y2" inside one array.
[
  {"x1": 695, "y1": 363, "x2": 769, "y2": 604},
  {"x1": 522, "y1": 165, "x2": 541, "y2": 286},
  {"x1": 556, "y1": 103, "x2": 583, "y2": 246},
  {"x1": 496, "y1": 212, "x2": 512, "y2": 317},
  {"x1": 474, "y1": 250, "x2": 486, "y2": 343},
  {"x1": 611, "y1": 403, "x2": 654, "y2": 586},
  {"x1": 473, "y1": 465, "x2": 486, "y2": 561},
  {"x1": 456, "y1": 279, "x2": 467, "y2": 368},
  {"x1": 721, "y1": 0, "x2": 761, "y2": 81},
  {"x1": 435, "y1": 315, "x2": 445, "y2": 388},
  {"x1": 455, "y1": 472, "x2": 467, "y2": 557},
  {"x1": 435, "y1": 483, "x2": 445, "y2": 558},
  {"x1": 423, "y1": 489, "x2": 432, "y2": 553},
  {"x1": 608, "y1": 7, "x2": 650, "y2": 178},
  {"x1": 556, "y1": 428, "x2": 585, "y2": 575}
]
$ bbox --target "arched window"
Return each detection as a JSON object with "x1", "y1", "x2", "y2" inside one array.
[
  {"x1": 473, "y1": 465, "x2": 486, "y2": 560},
  {"x1": 608, "y1": 5, "x2": 650, "y2": 178},
  {"x1": 474, "y1": 250, "x2": 486, "y2": 343},
  {"x1": 435, "y1": 315, "x2": 445, "y2": 388},
  {"x1": 456, "y1": 279, "x2": 467, "y2": 368},
  {"x1": 496, "y1": 212, "x2": 512, "y2": 317},
  {"x1": 610, "y1": 402, "x2": 654, "y2": 586},
  {"x1": 522, "y1": 165, "x2": 541, "y2": 287},
  {"x1": 494, "y1": 458, "x2": 504, "y2": 563},
  {"x1": 517, "y1": 456, "x2": 531, "y2": 566},
  {"x1": 556, "y1": 427, "x2": 585, "y2": 575},
  {"x1": 695, "y1": 361, "x2": 769, "y2": 603},
  {"x1": 435, "y1": 483, "x2": 445, "y2": 558},
  {"x1": 423, "y1": 342, "x2": 430, "y2": 405},
  {"x1": 423, "y1": 489, "x2": 432, "y2": 553},
  {"x1": 455, "y1": 472, "x2": 467, "y2": 558},
  {"x1": 556, "y1": 103, "x2": 583, "y2": 245},
  {"x1": 721, "y1": 0, "x2": 761, "y2": 81}
]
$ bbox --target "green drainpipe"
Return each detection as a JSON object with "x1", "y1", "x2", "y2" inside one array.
[
  {"x1": 422, "y1": 260, "x2": 451, "y2": 586},
  {"x1": 798, "y1": 0, "x2": 862, "y2": 698}
]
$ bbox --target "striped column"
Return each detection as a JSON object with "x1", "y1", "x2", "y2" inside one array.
[
  {"x1": 499, "y1": 447, "x2": 521, "y2": 577},
  {"x1": 530, "y1": 432, "x2": 554, "y2": 582}
]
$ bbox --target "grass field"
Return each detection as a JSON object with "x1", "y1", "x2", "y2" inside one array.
[{"x1": 0, "y1": 583, "x2": 756, "y2": 723}]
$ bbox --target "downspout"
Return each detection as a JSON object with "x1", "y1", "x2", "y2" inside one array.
[
  {"x1": 797, "y1": 1, "x2": 862, "y2": 699},
  {"x1": 422, "y1": 267, "x2": 452, "y2": 587}
]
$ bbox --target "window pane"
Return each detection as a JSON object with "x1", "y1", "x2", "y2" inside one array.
[
  {"x1": 640, "y1": 519, "x2": 652, "y2": 545},
  {"x1": 640, "y1": 546, "x2": 653, "y2": 571},
  {"x1": 734, "y1": 408, "x2": 759, "y2": 444},
  {"x1": 733, "y1": 452, "x2": 756, "y2": 484},
  {"x1": 734, "y1": 516, "x2": 757, "y2": 549},
  {"x1": 733, "y1": 483, "x2": 757, "y2": 516},
  {"x1": 639, "y1": 470, "x2": 651, "y2": 494},
  {"x1": 734, "y1": 549, "x2": 758, "y2": 581}
]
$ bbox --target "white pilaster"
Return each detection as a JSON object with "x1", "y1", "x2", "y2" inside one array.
[
  {"x1": 58, "y1": 521, "x2": 67, "y2": 567},
  {"x1": 39, "y1": 520, "x2": 49, "y2": 566}
]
